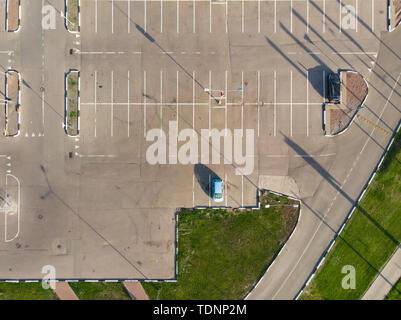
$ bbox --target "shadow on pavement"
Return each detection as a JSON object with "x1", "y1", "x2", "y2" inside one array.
[{"x1": 194, "y1": 164, "x2": 220, "y2": 197}]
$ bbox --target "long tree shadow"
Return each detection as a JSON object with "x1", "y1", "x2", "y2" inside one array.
[
  {"x1": 309, "y1": 0, "x2": 401, "y2": 102},
  {"x1": 283, "y1": 134, "x2": 401, "y2": 262},
  {"x1": 267, "y1": 32, "x2": 388, "y2": 151},
  {"x1": 114, "y1": 1, "x2": 263, "y2": 194},
  {"x1": 293, "y1": 7, "x2": 401, "y2": 116}
]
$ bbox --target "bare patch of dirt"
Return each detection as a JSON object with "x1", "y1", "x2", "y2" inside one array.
[
  {"x1": 7, "y1": 0, "x2": 19, "y2": 32},
  {"x1": 328, "y1": 71, "x2": 367, "y2": 135},
  {"x1": 330, "y1": 108, "x2": 350, "y2": 135},
  {"x1": 283, "y1": 205, "x2": 299, "y2": 234},
  {"x1": 345, "y1": 72, "x2": 368, "y2": 110}
]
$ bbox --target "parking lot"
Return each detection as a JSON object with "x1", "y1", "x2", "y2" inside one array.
[
  {"x1": 77, "y1": 0, "x2": 387, "y2": 209},
  {"x1": 0, "y1": 0, "x2": 393, "y2": 281}
]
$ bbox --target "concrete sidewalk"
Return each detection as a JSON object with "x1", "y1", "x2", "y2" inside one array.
[
  {"x1": 54, "y1": 282, "x2": 79, "y2": 300},
  {"x1": 363, "y1": 247, "x2": 401, "y2": 300},
  {"x1": 123, "y1": 282, "x2": 149, "y2": 300}
]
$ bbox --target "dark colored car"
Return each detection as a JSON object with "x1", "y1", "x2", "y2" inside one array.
[{"x1": 327, "y1": 73, "x2": 341, "y2": 103}]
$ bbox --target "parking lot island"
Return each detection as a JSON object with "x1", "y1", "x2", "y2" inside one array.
[
  {"x1": 6, "y1": 0, "x2": 20, "y2": 32},
  {"x1": 65, "y1": 70, "x2": 80, "y2": 136},
  {"x1": 4, "y1": 69, "x2": 20, "y2": 137},
  {"x1": 324, "y1": 70, "x2": 368, "y2": 136}
]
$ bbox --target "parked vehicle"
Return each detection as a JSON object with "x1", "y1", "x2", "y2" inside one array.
[
  {"x1": 211, "y1": 179, "x2": 224, "y2": 203},
  {"x1": 327, "y1": 72, "x2": 341, "y2": 103}
]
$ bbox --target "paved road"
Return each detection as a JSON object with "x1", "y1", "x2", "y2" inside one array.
[{"x1": 247, "y1": 26, "x2": 401, "y2": 299}]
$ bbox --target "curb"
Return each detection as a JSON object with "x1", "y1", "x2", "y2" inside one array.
[
  {"x1": 324, "y1": 70, "x2": 369, "y2": 137},
  {"x1": 64, "y1": 0, "x2": 81, "y2": 33},
  {"x1": 64, "y1": 69, "x2": 80, "y2": 137}
]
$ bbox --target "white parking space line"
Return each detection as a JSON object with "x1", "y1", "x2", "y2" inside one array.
[
  {"x1": 225, "y1": 70, "x2": 228, "y2": 131},
  {"x1": 127, "y1": 70, "x2": 130, "y2": 137},
  {"x1": 290, "y1": 0, "x2": 293, "y2": 33},
  {"x1": 209, "y1": 0, "x2": 212, "y2": 33},
  {"x1": 371, "y1": 0, "x2": 374, "y2": 32},
  {"x1": 193, "y1": 172, "x2": 195, "y2": 207},
  {"x1": 81, "y1": 102, "x2": 209, "y2": 106},
  {"x1": 111, "y1": 71, "x2": 114, "y2": 137},
  {"x1": 193, "y1": 71, "x2": 195, "y2": 133},
  {"x1": 208, "y1": 174, "x2": 211, "y2": 207},
  {"x1": 177, "y1": 0, "x2": 180, "y2": 33},
  {"x1": 332, "y1": 51, "x2": 377, "y2": 55},
  {"x1": 193, "y1": 0, "x2": 196, "y2": 33},
  {"x1": 257, "y1": 70, "x2": 260, "y2": 136},
  {"x1": 161, "y1": 70, "x2": 163, "y2": 130},
  {"x1": 225, "y1": 172, "x2": 228, "y2": 207},
  {"x1": 274, "y1": 70, "x2": 277, "y2": 136},
  {"x1": 339, "y1": 0, "x2": 342, "y2": 32},
  {"x1": 306, "y1": 0, "x2": 309, "y2": 33},
  {"x1": 322, "y1": 69, "x2": 326, "y2": 103},
  {"x1": 355, "y1": 0, "x2": 358, "y2": 32},
  {"x1": 176, "y1": 70, "x2": 179, "y2": 123},
  {"x1": 241, "y1": 71, "x2": 244, "y2": 131},
  {"x1": 226, "y1": 0, "x2": 228, "y2": 33},
  {"x1": 209, "y1": 70, "x2": 211, "y2": 132},
  {"x1": 307, "y1": 70, "x2": 309, "y2": 136},
  {"x1": 290, "y1": 69, "x2": 293, "y2": 136},
  {"x1": 145, "y1": 0, "x2": 147, "y2": 32},
  {"x1": 144, "y1": 70, "x2": 147, "y2": 138},
  {"x1": 42, "y1": 91, "x2": 45, "y2": 128},
  {"x1": 160, "y1": 0, "x2": 163, "y2": 32},
  {"x1": 241, "y1": 175, "x2": 244, "y2": 207},
  {"x1": 95, "y1": 0, "x2": 98, "y2": 33},
  {"x1": 112, "y1": 0, "x2": 114, "y2": 34},
  {"x1": 94, "y1": 71, "x2": 97, "y2": 137},
  {"x1": 128, "y1": 0, "x2": 131, "y2": 33},
  {"x1": 323, "y1": 0, "x2": 326, "y2": 32},
  {"x1": 242, "y1": 0, "x2": 244, "y2": 33},
  {"x1": 274, "y1": 0, "x2": 277, "y2": 33},
  {"x1": 258, "y1": 0, "x2": 261, "y2": 33}
]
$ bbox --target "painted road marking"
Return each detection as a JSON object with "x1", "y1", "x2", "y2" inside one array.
[{"x1": 127, "y1": 70, "x2": 130, "y2": 137}]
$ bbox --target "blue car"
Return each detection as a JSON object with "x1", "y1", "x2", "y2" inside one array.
[{"x1": 211, "y1": 179, "x2": 224, "y2": 203}]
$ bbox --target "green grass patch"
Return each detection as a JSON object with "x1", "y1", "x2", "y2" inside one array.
[
  {"x1": 66, "y1": 0, "x2": 79, "y2": 32},
  {"x1": 69, "y1": 282, "x2": 131, "y2": 300},
  {"x1": 142, "y1": 191, "x2": 299, "y2": 300},
  {"x1": 66, "y1": 72, "x2": 79, "y2": 134},
  {"x1": 385, "y1": 277, "x2": 401, "y2": 300},
  {"x1": 301, "y1": 131, "x2": 401, "y2": 300},
  {"x1": 0, "y1": 283, "x2": 58, "y2": 300}
]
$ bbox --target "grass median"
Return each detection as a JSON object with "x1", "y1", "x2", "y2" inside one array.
[
  {"x1": 66, "y1": 0, "x2": 79, "y2": 32},
  {"x1": 142, "y1": 191, "x2": 299, "y2": 300},
  {"x1": 301, "y1": 130, "x2": 401, "y2": 300},
  {"x1": 0, "y1": 283, "x2": 58, "y2": 300},
  {"x1": 69, "y1": 282, "x2": 131, "y2": 300},
  {"x1": 66, "y1": 71, "x2": 79, "y2": 135},
  {"x1": 385, "y1": 277, "x2": 401, "y2": 300}
]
